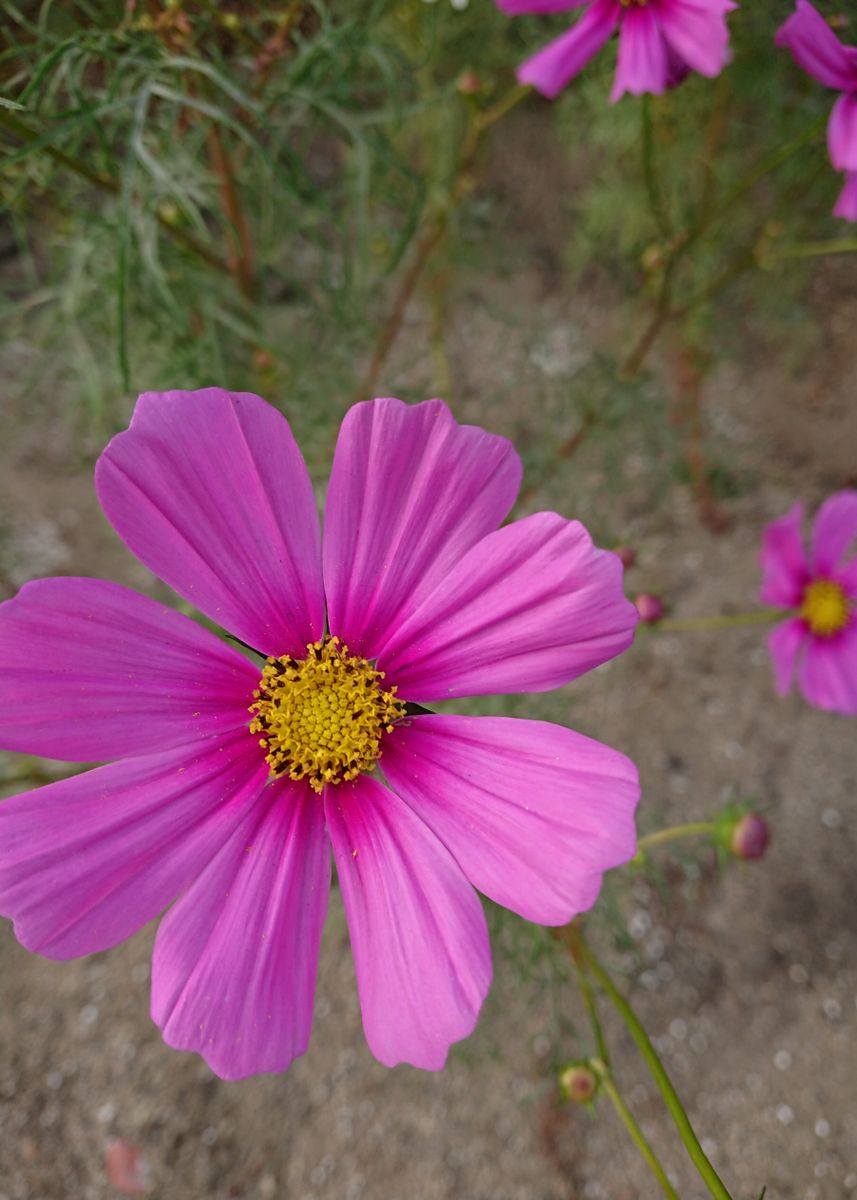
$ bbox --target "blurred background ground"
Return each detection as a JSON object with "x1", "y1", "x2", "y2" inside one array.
[{"x1": 2, "y1": 103, "x2": 857, "y2": 1200}]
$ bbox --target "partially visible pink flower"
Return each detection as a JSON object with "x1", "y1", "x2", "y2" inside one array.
[
  {"x1": 776, "y1": 0, "x2": 857, "y2": 221},
  {"x1": 834, "y1": 170, "x2": 857, "y2": 219},
  {"x1": 0, "y1": 390, "x2": 640, "y2": 1079},
  {"x1": 761, "y1": 491, "x2": 857, "y2": 714},
  {"x1": 496, "y1": 0, "x2": 736, "y2": 102}
]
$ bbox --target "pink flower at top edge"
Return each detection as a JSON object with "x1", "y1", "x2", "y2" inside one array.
[
  {"x1": 0, "y1": 390, "x2": 640, "y2": 1080},
  {"x1": 761, "y1": 490, "x2": 857, "y2": 714},
  {"x1": 496, "y1": 0, "x2": 737, "y2": 103},
  {"x1": 776, "y1": 0, "x2": 857, "y2": 221}
]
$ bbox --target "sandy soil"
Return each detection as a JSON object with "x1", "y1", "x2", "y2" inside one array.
[{"x1": 1, "y1": 110, "x2": 856, "y2": 1200}]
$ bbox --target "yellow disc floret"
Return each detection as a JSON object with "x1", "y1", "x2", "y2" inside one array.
[
  {"x1": 249, "y1": 637, "x2": 406, "y2": 793},
  {"x1": 800, "y1": 579, "x2": 851, "y2": 637}
]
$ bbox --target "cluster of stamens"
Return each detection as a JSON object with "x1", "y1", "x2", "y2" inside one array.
[
  {"x1": 249, "y1": 637, "x2": 406, "y2": 793},
  {"x1": 800, "y1": 579, "x2": 851, "y2": 638}
]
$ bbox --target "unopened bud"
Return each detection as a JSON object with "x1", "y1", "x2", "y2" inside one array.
[
  {"x1": 634, "y1": 593, "x2": 664, "y2": 624},
  {"x1": 613, "y1": 544, "x2": 637, "y2": 570},
  {"x1": 641, "y1": 243, "x2": 665, "y2": 274},
  {"x1": 457, "y1": 71, "x2": 484, "y2": 96},
  {"x1": 559, "y1": 1062, "x2": 599, "y2": 1104},
  {"x1": 730, "y1": 812, "x2": 771, "y2": 861}
]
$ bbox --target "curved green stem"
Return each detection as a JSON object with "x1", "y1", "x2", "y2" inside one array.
[
  {"x1": 569, "y1": 946, "x2": 678, "y2": 1200},
  {"x1": 636, "y1": 822, "x2": 716, "y2": 853},
  {"x1": 652, "y1": 608, "x2": 788, "y2": 632},
  {"x1": 599, "y1": 1073, "x2": 680, "y2": 1200},
  {"x1": 576, "y1": 936, "x2": 735, "y2": 1200}
]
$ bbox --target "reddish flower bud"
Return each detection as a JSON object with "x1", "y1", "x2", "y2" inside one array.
[
  {"x1": 634, "y1": 593, "x2": 664, "y2": 624},
  {"x1": 457, "y1": 71, "x2": 484, "y2": 95},
  {"x1": 730, "y1": 812, "x2": 771, "y2": 861},
  {"x1": 559, "y1": 1062, "x2": 599, "y2": 1104},
  {"x1": 613, "y1": 544, "x2": 637, "y2": 570}
]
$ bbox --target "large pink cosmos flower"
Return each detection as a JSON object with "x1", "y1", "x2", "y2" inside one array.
[
  {"x1": 497, "y1": 0, "x2": 736, "y2": 102},
  {"x1": 0, "y1": 390, "x2": 640, "y2": 1079},
  {"x1": 761, "y1": 491, "x2": 857, "y2": 714},
  {"x1": 776, "y1": 0, "x2": 857, "y2": 221}
]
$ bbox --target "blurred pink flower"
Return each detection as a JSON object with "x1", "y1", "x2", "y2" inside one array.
[
  {"x1": 761, "y1": 491, "x2": 857, "y2": 713},
  {"x1": 776, "y1": 0, "x2": 857, "y2": 220},
  {"x1": 497, "y1": 0, "x2": 736, "y2": 102},
  {"x1": 834, "y1": 170, "x2": 857, "y2": 219},
  {"x1": 0, "y1": 390, "x2": 640, "y2": 1080}
]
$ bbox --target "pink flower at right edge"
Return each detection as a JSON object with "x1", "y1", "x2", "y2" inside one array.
[
  {"x1": 776, "y1": 0, "x2": 857, "y2": 221},
  {"x1": 761, "y1": 491, "x2": 857, "y2": 714},
  {"x1": 496, "y1": 0, "x2": 736, "y2": 103}
]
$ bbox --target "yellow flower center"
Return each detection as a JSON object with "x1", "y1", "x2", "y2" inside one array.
[
  {"x1": 249, "y1": 637, "x2": 406, "y2": 793},
  {"x1": 800, "y1": 579, "x2": 850, "y2": 637},
  {"x1": 619, "y1": 0, "x2": 650, "y2": 6}
]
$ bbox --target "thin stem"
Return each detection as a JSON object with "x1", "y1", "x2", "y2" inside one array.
[
  {"x1": 636, "y1": 822, "x2": 715, "y2": 853},
  {"x1": 761, "y1": 237, "x2": 857, "y2": 263},
  {"x1": 642, "y1": 95, "x2": 670, "y2": 239},
  {"x1": 653, "y1": 608, "x2": 788, "y2": 632},
  {"x1": 566, "y1": 936, "x2": 678, "y2": 1199},
  {"x1": 356, "y1": 82, "x2": 530, "y2": 400},
  {"x1": 599, "y1": 1074, "x2": 681, "y2": 1200},
  {"x1": 0, "y1": 109, "x2": 229, "y2": 274},
  {"x1": 620, "y1": 116, "x2": 826, "y2": 378},
  {"x1": 575, "y1": 934, "x2": 735, "y2": 1200},
  {"x1": 477, "y1": 83, "x2": 531, "y2": 133},
  {"x1": 207, "y1": 122, "x2": 257, "y2": 301}
]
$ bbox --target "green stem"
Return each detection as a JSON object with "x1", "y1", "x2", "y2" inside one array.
[
  {"x1": 642, "y1": 95, "x2": 670, "y2": 239},
  {"x1": 575, "y1": 966, "x2": 610, "y2": 1066},
  {"x1": 569, "y1": 945, "x2": 678, "y2": 1200},
  {"x1": 0, "y1": 109, "x2": 229, "y2": 274},
  {"x1": 636, "y1": 822, "x2": 716, "y2": 853},
  {"x1": 577, "y1": 937, "x2": 735, "y2": 1200},
  {"x1": 476, "y1": 83, "x2": 531, "y2": 133},
  {"x1": 620, "y1": 117, "x2": 826, "y2": 377},
  {"x1": 711, "y1": 117, "x2": 827, "y2": 233},
  {"x1": 653, "y1": 608, "x2": 788, "y2": 632},
  {"x1": 761, "y1": 237, "x2": 857, "y2": 263},
  {"x1": 599, "y1": 1073, "x2": 681, "y2": 1200}
]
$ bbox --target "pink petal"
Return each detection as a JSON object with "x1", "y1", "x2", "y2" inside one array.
[
  {"x1": 759, "y1": 502, "x2": 809, "y2": 607},
  {"x1": 811, "y1": 490, "x2": 857, "y2": 574},
  {"x1": 375, "y1": 512, "x2": 637, "y2": 702},
  {"x1": 767, "y1": 618, "x2": 807, "y2": 696},
  {"x1": 0, "y1": 577, "x2": 257, "y2": 762},
  {"x1": 828, "y1": 92, "x2": 857, "y2": 172},
  {"x1": 383, "y1": 715, "x2": 639, "y2": 925},
  {"x1": 325, "y1": 775, "x2": 491, "y2": 1070},
  {"x1": 839, "y1": 555, "x2": 857, "y2": 597},
  {"x1": 151, "y1": 780, "x2": 329, "y2": 1080},
  {"x1": 655, "y1": 0, "x2": 735, "y2": 79},
  {"x1": 610, "y1": 5, "x2": 668, "y2": 102},
  {"x1": 798, "y1": 623, "x2": 857, "y2": 714},
  {"x1": 96, "y1": 389, "x2": 323, "y2": 659},
  {"x1": 498, "y1": 0, "x2": 588, "y2": 11},
  {"x1": 833, "y1": 171, "x2": 857, "y2": 220},
  {"x1": 516, "y1": 0, "x2": 620, "y2": 99},
  {"x1": 0, "y1": 733, "x2": 267, "y2": 959},
  {"x1": 775, "y1": 0, "x2": 857, "y2": 91},
  {"x1": 323, "y1": 398, "x2": 521, "y2": 661}
]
